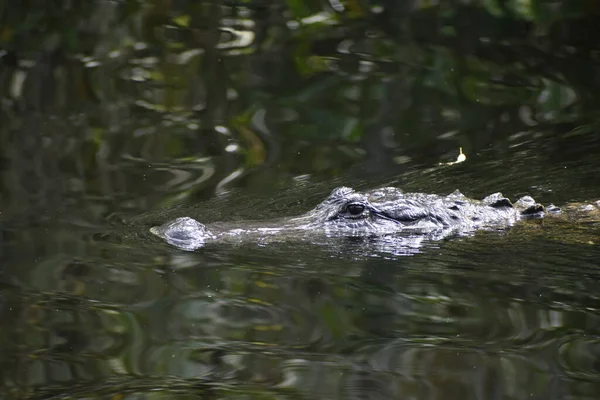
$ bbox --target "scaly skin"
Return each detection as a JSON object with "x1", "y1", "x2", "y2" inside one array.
[{"x1": 151, "y1": 186, "x2": 563, "y2": 251}]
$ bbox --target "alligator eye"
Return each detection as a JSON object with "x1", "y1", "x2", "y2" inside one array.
[{"x1": 346, "y1": 203, "x2": 366, "y2": 215}]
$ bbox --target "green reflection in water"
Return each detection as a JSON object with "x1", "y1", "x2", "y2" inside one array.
[{"x1": 2, "y1": 0, "x2": 600, "y2": 399}]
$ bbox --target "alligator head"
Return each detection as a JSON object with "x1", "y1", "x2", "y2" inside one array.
[
  {"x1": 150, "y1": 186, "x2": 547, "y2": 250},
  {"x1": 289, "y1": 186, "x2": 450, "y2": 234}
]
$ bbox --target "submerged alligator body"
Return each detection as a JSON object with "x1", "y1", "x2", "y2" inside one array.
[{"x1": 150, "y1": 186, "x2": 591, "y2": 251}]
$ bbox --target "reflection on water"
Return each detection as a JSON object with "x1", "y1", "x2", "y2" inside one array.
[
  {"x1": 2, "y1": 140, "x2": 600, "y2": 399},
  {"x1": 2, "y1": 184, "x2": 600, "y2": 399},
  {"x1": 2, "y1": 0, "x2": 600, "y2": 399}
]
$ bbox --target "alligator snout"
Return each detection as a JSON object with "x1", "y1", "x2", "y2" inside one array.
[{"x1": 150, "y1": 217, "x2": 213, "y2": 249}]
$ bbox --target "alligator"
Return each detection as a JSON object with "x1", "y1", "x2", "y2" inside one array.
[{"x1": 150, "y1": 186, "x2": 600, "y2": 251}]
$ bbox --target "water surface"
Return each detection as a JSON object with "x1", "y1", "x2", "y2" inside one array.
[{"x1": 2, "y1": 1, "x2": 600, "y2": 399}]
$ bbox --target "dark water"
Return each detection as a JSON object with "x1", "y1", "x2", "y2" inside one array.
[{"x1": 2, "y1": 1, "x2": 600, "y2": 399}]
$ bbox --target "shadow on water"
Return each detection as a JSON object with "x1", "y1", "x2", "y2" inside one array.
[{"x1": 2, "y1": 0, "x2": 600, "y2": 399}]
